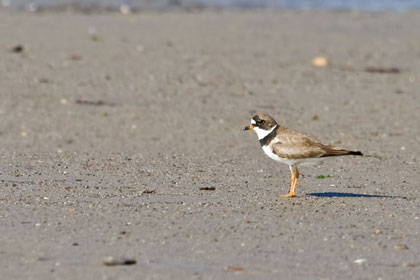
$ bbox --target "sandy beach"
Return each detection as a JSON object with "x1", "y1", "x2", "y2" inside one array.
[{"x1": 1, "y1": 10, "x2": 420, "y2": 279}]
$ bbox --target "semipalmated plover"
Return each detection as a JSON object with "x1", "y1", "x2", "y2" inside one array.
[{"x1": 244, "y1": 114, "x2": 362, "y2": 197}]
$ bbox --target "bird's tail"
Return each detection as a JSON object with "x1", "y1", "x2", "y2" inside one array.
[
  {"x1": 348, "y1": 150, "x2": 363, "y2": 156},
  {"x1": 322, "y1": 146, "x2": 363, "y2": 157}
]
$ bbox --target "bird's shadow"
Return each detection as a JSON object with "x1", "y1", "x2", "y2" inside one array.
[{"x1": 306, "y1": 192, "x2": 407, "y2": 199}]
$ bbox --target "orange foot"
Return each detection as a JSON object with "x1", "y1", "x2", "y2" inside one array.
[{"x1": 280, "y1": 192, "x2": 296, "y2": 198}]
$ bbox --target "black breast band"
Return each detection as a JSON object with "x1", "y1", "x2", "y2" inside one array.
[{"x1": 259, "y1": 126, "x2": 278, "y2": 146}]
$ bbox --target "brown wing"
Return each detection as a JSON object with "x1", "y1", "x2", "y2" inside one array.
[
  {"x1": 272, "y1": 131, "x2": 362, "y2": 159},
  {"x1": 271, "y1": 134, "x2": 326, "y2": 159}
]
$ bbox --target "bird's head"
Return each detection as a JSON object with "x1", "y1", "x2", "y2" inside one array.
[{"x1": 244, "y1": 114, "x2": 278, "y2": 139}]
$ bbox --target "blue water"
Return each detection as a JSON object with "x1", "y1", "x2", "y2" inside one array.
[{"x1": 3, "y1": 0, "x2": 420, "y2": 12}]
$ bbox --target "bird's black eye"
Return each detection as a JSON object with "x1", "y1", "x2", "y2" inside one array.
[{"x1": 256, "y1": 119, "x2": 264, "y2": 125}]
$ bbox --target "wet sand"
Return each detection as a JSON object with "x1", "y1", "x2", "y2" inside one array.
[{"x1": 1, "y1": 10, "x2": 420, "y2": 279}]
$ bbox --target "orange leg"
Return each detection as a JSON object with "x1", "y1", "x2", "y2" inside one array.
[
  {"x1": 291, "y1": 167, "x2": 299, "y2": 194},
  {"x1": 280, "y1": 166, "x2": 298, "y2": 198}
]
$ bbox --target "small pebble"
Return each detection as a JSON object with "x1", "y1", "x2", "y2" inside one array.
[
  {"x1": 374, "y1": 229, "x2": 383, "y2": 235},
  {"x1": 37, "y1": 78, "x2": 49, "y2": 84},
  {"x1": 120, "y1": 4, "x2": 131, "y2": 14},
  {"x1": 69, "y1": 55, "x2": 82, "y2": 61},
  {"x1": 103, "y1": 256, "x2": 136, "y2": 266},
  {"x1": 354, "y1": 258, "x2": 367, "y2": 265},
  {"x1": 11, "y1": 45, "x2": 24, "y2": 53},
  {"x1": 312, "y1": 56, "x2": 328, "y2": 67},
  {"x1": 394, "y1": 244, "x2": 409, "y2": 251},
  {"x1": 140, "y1": 189, "x2": 156, "y2": 195},
  {"x1": 199, "y1": 186, "x2": 216, "y2": 191},
  {"x1": 225, "y1": 266, "x2": 244, "y2": 272}
]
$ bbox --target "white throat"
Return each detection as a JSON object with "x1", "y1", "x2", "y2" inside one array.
[{"x1": 254, "y1": 125, "x2": 277, "y2": 140}]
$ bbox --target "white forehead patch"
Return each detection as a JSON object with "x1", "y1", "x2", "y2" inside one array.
[{"x1": 251, "y1": 119, "x2": 256, "y2": 125}]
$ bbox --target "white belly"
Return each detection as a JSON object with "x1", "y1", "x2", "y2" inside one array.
[{"x1": 262, "y1": 145, "x2": 323, "y2": 166}]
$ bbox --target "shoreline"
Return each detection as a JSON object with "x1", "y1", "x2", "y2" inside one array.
[{"x1": 2, "y1": 3, "x2": 420, "y2": 14}]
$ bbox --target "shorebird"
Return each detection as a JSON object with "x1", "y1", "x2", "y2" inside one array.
[{"x1": 244, "y1": 114, "x2": 362, "y2": 197}]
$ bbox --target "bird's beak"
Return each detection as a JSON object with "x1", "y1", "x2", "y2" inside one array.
[{"x1": 244, "y1": 125, "x2": 254, "y2": 131}]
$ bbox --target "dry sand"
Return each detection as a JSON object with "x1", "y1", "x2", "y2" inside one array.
[{"x1": 1, "y1": 10, "x2": 420, "y2": 279}]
